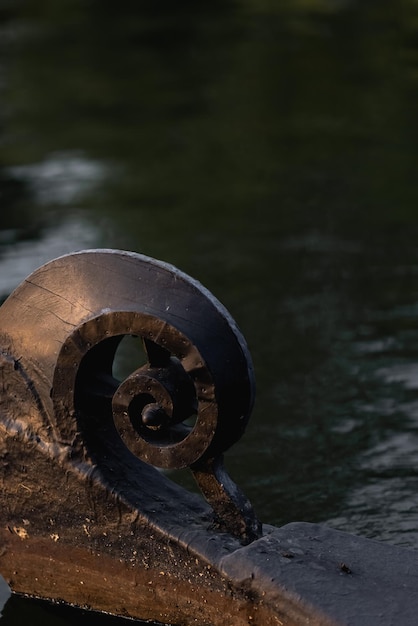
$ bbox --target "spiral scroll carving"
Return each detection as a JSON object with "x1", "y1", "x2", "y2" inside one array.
[
  {"x1": 0, "y1": 250, "x2": 260, "y2": 541},
  {"x1": 52, "y1": 312, "x2": 220, "y2": 469}
]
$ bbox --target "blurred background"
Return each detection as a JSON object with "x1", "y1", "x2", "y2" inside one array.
[{"x1": 2, "y1": 0, "x2": 418, "y2": 621}]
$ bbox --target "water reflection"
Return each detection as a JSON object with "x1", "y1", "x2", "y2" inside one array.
[
  {"x1": 0, "y1": 577, "x2": 10, "y2": 619},
  {"x1": 7, "y1": 152, "x2": 107, "y2": 206},
  {"x1": 0, "y1": 213, "x2": 99, "y2": 299},
  {"x1": 2, "y1": 0, "x2": 418, "y2": 623},
  {"x1": 0, "y1": 150, "x2": 106, "y2": 298}
]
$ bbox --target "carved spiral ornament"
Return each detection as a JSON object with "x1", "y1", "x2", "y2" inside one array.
[
  {"x1": 0, "y1": 250, "x2": 255, "y2": 473},
  {"x1": 54, "y1": 310, "x2": 221, "y2": 469}
]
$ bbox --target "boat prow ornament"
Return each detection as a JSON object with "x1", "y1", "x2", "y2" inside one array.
[{"x1": 1, "y1": 249, "x2": 418, "y2": 625}]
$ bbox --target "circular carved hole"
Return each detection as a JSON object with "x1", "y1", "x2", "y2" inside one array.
[{"x1": 113, "y1": 335, "x2": 147, "y2": 381}]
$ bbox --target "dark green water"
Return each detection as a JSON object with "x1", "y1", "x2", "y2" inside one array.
[{"x1": 2, "y1": 1, "x2": 418, "y2": 623}]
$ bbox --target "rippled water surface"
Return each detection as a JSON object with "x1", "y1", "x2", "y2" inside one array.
[{"x1": 2, "y1": 1, "x2": 418, "y2": 623}]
